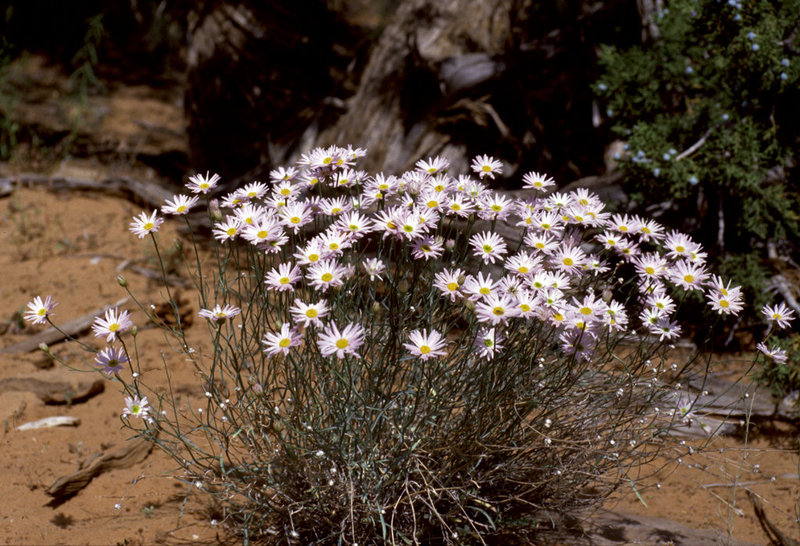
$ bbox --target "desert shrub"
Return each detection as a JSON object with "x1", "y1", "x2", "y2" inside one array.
[
  {"x1": 27, "y1": 147, "x2": 794, "y2": 543},
  {"x1": 594, "y1": 0, "x2": 800, "y2": 328}
]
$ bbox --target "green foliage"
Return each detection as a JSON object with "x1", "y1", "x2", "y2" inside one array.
[
  {"x1": 69, "y1": 14, "x2": 106, "y2": 101},
  {"x1": 0, "y1": 9, "x2": 18, "y2": 160},
  {"x1": 595, "y1": 0, "x2": 800, "y2": 316}
]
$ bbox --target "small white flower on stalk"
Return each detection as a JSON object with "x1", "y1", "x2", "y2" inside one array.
[
  {"x1": 463, "y1": 272, "x2": 498, "y2": 302},
  {"x1": 670, "y1": 260, "x2": 709, "y2": 292},
  {"x1": 24, "y1": 295, "x2": 58, "y2": 325},
  {"x1": 94, "y1": 346, "x2": 128, "y2": 375},
  {"x1": 410, "y1": 236, "x2": 444, "y2": 261},
  {"x1": 470, "y1": 231, "x2": 508, "y2": 264},
  {"x1": 129, "y1": 211, "x2": 164, "y2": 239},
  {"x1": 306, "y1": 259, "x2": 348, "y2": 292},
  {"x1": 122, "y1": 395, "x2": 150, "y2": 419},
  {"x1": 433, "y1": 268, "x2": 465, "y2": 302},
  {"x1": 162, "y1": 194, "x2": 199, "y2": 216},
  {"x1": 522, "y1": 171, "x2": 555, "y2": 192},
  {"x1": 761, "y1": 302, "x2": 795, "y2": 330},
  {"x1": 403, "y1": 329, "x2": 448, "y2": 361},
  {"x1": 471, "y1": 155, "x2": 503, "y2": 179},
  {"x1": 240, "y1": 181, "x2": 269, "y2": 200},
  {"x1": 92, "y1": 307, "x2": 133, "y2": 342},
  {"x1": 186, "y1": 171, "x2": 221, "y2": 194},
  {"x1": 262, "y1": 323, "x2": 303, "y2": 357},
  {"x1": 475, "y1": 293, "x2": 519, "y2": 326},
  {"x1": 416, "y1": 156, "x2": 450, "y2": 174},
  {"x1": 198, "y1": 304, "x2": 241, "y2": 323},
  {"x1": 212, "y1": 217, "x2": 240, "y2": 242},
  {"x1": 706, "y1": 289, "x2": 744, "y2": 316},
  {"x1": 264, "y1": 262, "x2": 301, "y2": 292},
  {"x1": 756, "y1": 342, "x2": 788, "y2": 364},
  {"x1": 474, "y1": 327, "x2": 504, "y2": 360},
  {"x1": 289, "y1": 299, "x2": 329, "y2": 328},
  {"x1": 317, "y1": 322, "x2": 365, "y2": 359}
]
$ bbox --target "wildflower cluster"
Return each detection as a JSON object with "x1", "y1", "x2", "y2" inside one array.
[{"x1": 22, "y1": 144, "x2": 793, "y2": 543}]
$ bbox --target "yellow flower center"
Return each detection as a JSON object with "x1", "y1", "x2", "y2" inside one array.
[
  {"x1": 482, "y1": 165, "x2": 492, "y2": 172},
  {"x1": 720, "y1": 300, "x2": 729, "y2": 308},
  {"x1": 321, "y1": 273, "x2": 333, "y2": 282},
  {"x1": 493, "y1": 307, "x2": 505, "y2": 316},
  {"x1": 479, "y1": 287, "x2": 490, "y2": 295},
  {"x1": 329, "y1": 243, "x2": 339, "y2": 250},
  {"x1": 553, "y1": 313, "x2": 564, "y2": 321},
  {"x1": 619, "y1": 225, "x2": 628, "y2": 232},
  {"x1": 563, "y1": 257, "x2": 574, "y2": 266},
  {"x1": 427, "y1": 200, "x2": 438, "y2": 208},
  {"x1": 535, "y1": 242, "x2": 545, "y2": 249},
  {"x1": 176, "y1": 205, "x2": 187, "y2": 213},
  {"x1": 291, "y1": 217, "x2": 301, "y2": 224},
  {"x1": 143, "y1": 222, "x2": 154, "y2": 230},
  {"x1": 308, "y1": 254, "x2": 319, "y2": 262},
  {"x1": 336, "y1": 339, "x2": 349, "y2": 349},
  {"x1": 451, "y1": 203, "x2": 461, "y2": 211},
  {"x1": 280, "y1": 277, "x2": 290, "y2": 284},
  {"x1": 226, "y1": 227, "x2": 237, "y2": 236},
  {"x1": 349, "y1": 224, "x2": 358, "y2": 231},
  {"x1": 323, "y1": 157, "x2": 333, "y2": 165},
  {"x1": 420, "y1": 345, "x2": 431, "y2": 354},
  {"x1": 331, "y1": 207, "x2": 342, "y2": 215},
  {"x1": 580, "y1": 307, "x2": 592, "y2": 315},
  {"x1": 675, "y1": 245, "x2": 685, "y2": 253},
  {"x1": 491, "y1": 205, "x2": 501, "y2": 212},
  {"x1": 306, "y1": 309, "x2": 318, "y2": 318},
  {"x1": 279, "y1": 338, "x2": 291, "y2": 347},
  {"x1": 520, "y1": 304, "x2": 531, "y2": 312},
  {"x1": 37, "y1": 309, "x2": 46, "y2": 316},
  {"x1": 645, "y1": 266, "x2": 655, "y2": 275},
  {"x1": 483, "y1": 244, "x2": 493, "y2": 253},
  {"x1": 684, "y1": 274, "x2": 694, "y2": 283},
  {"x1": 257, "y1": 230, "x2": 268, "y2": 239},
  {"x1": 447, "y1": 282, "x2": 459, "y2": 291},
  {"x1": 281, "y1": 188, "x2": 291, "y2": 196},
  {"x1": 403, "y1": 225, "x2": 414, "y2": 233},
  {"x1": 518, "y1": 266, "x2": 528, "y2": 274},
  {"x1": 109, "y1": 323, "x2": 120, "y2": 332}
]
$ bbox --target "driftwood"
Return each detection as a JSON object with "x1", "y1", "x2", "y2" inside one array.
[
  {"x1": 0, "y1": 174, "x2": 173, "y2": 210},
  {"x1": 747, "y1": 490, "x2": 800, "y2": 546},
  {"x1": 46, "y1": 437, "x2": 154, "y2": 499},
  {"x1": 0, "y1": 297, "x2": 128, "y2": 355},
  {"x1": 17, "y1": 416, "x2": 81, "y2": 431},
  {"x1": 0, "y1": 376, "x2": 104, "y2": 405}
]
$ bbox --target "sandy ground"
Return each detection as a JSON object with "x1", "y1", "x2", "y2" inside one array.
[{"x1": 0, "y1": 186, "x2": 797, "y2": 545}]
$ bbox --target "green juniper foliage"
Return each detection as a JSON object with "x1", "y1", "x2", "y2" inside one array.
[{"x1": 595, "y1": 0, "x2": 800, "y2": 318}]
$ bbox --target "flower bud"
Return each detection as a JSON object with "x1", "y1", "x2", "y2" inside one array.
[{"x1": 117, "y1": 275, "x2": 128, "y2": 287}]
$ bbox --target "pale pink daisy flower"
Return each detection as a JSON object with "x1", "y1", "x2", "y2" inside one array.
[
  {"x1": 515, "y1": 290, "x2": 538, "y2": 318},
  {"x1": 670, "y1": 260, "x2": 709, "y2": 292},
  {"x1": 762, "y1": 302, "x2": 795, "y2": 330},
  {"x1": 294, "y1": 240, "x2": 325, "y2": 266},
  {"x1": 198, "y1": 304, "x2": 241, "y2": 323},
  {"x1": 756, "y1": 342, "x2": 788, "y2": 364},
  {"x1": 632, "y1": 253, "x2": 668, "y2": 281},
  {"x1": 663, "y1": 230, "x2": 697, "y2": 260},
  {"x1": 129, "y1": 211, "x2": 164, "y2": 239},
  {"x1": 470, "y1": 231, "x2": 508, "y2": 264},
  {"x1": 603, "y1": 301, "x2": 628, "y2": 332},
  {"x1": 240, "y1": 181, "x2": 269, "y2": 200},
  {"x1": 269, "y1": 166, "x2": 298, "y2": 183},
  {"x1": 336, "y1": 211, "x2": 373, "y2": 239},
  {"x1": 553, "y1": 244, "x2": 587, "y2": 274},
  {"x1": 474, "y1": 327, "x2": 504, "y2": 359},
  {"x1": 416, "y1": 156, "x2": 450, "y2": 174},
  {"x1": 24, "y1": 295, "x2": 58, "y2": 325},
  {"x1": 706, "y1": 290, "x2": 744, "y2": 316},
  {"x1": 634, "y1": 216, "x2": 665, "y2": 242},
  {"x1": 162, "y1": 194, "x2": 199, "y2": 216},
  {"x1": 289, "y1": 299, "x2": 329, "y2": 328},
  {"x1": 607, "y1": 213, "x2": 640, "y2": 235},
  {"x1": 212, "y1": 217, "x2": 241, "y2": 242},
  {"x1": 264, "y1": 262, "x2": 302, "y2": 292},
  {"x1": 477, "y1": 192, "x2": 514, "y2": 221},
  {"x1": 94, "y1": 346, "x2": 128, "y2": 375},
  {"x1": 186, "y1": 172, "x2": 221, "y2": 194},
  {"x1": 475, "y1": 293, "x2": 519, "y2": 325},
  {"x1": 403, "y1": 328, "x2": 448, "y2": 360},
  {"x1": 463, "y1": 272, "x2": 498, "y2": 301},
  {"x1": 306, "y1": 259, "x2": 348, "y2": 292},
  {"x1": 522, "y1": 171, "x2": 555, "y2": 192},
  {"x1": 411, "y1": 236, "x2": 444, "y2": 261},
  {"x1": 433, "y1": 268, "x2": 465, "y2": 301},
  {"x1": 279, "y1": 201, "x2": 313, "y2": 232},
  {"x1": 471, "y1": 155, "x2": 503, "y2": 179},
  {"x1": 503, "y1": 252, "x2": 541, "y2": 277},
  {"x1": 650, "y1": 318, "x2": 682, "y2": 341},
  {"x1": 122, "y1": 395, "x2": 150, "y2": 419},
  {"x1": 524, "y1": 232, "x2": 560, "y2": 255},
  {"x1": 92, "y1": 307, "x2": 133, "y2": 342},
  {"x1": 262, "y1": 323, "x2": 303, "y2": 356},
  {"x1": 318, "y1": 322, "x2": 365, "y2": 359}
]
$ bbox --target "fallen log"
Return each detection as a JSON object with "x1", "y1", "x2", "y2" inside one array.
[{"x1": 46, "y1": 437, "x2": 154, "y2": 499}]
